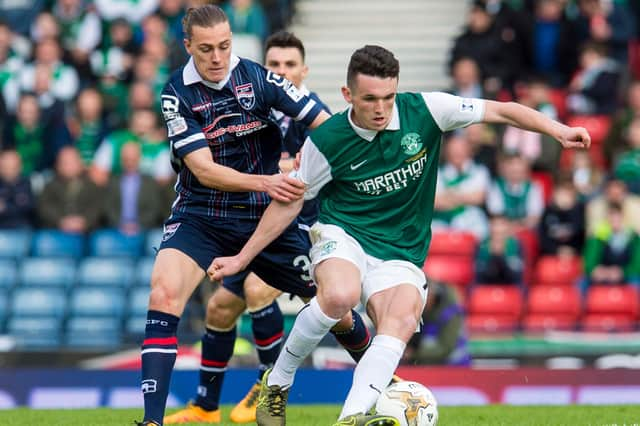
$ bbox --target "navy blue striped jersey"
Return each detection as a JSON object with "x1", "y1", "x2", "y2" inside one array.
[
  {"x1": 271, "y1": 87, "x2": 330, "y2": 226},
  {"x1": 161, "y1": 55, "x2": 324, "y2": 220}
]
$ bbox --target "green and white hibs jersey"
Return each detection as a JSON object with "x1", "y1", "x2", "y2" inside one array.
[{"x1": 298, "y1": 92, "x2": 485, "y2": 267}]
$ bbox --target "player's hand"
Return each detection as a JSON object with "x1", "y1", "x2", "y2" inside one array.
[
  {"x1": 558, "y1": 126, "x2": 591, "y2": 149},
  {"x1": 265, "y1": 173, "x2": 305, "y2": 202},
  {"x1": 207, "y1": 256, "x2": 246, "y2": 282},
  {"x1": 294, "y1": 152, "x2": 302, "y2": 170}
]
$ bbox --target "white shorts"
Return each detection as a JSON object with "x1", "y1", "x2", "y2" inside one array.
[{"x1": 308, "y1": 222, "x2": 428, "y2": 311}]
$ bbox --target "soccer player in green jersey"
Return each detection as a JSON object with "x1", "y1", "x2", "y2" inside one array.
[{"x1": 209, "y1": 45, "x2": 591, "y2": 426}]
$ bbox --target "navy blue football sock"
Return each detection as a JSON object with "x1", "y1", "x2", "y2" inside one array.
[
  {"x1": 194, "y1": 326, "x2": 236, "y2": 411},
  {"x1": 141, "y1": 310, "x2": 180, "y2": 424},
  {"x1": 250, "y1": 301, "x2": 284, "y2": 382},
  {"x1": 331, "y1": 309, "x2": 372, "y2": 363}
]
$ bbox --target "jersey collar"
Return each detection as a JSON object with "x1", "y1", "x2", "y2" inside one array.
[
  {"x1": 182, "y1": 54, "x2": 240, "y2": 89},
  {"x1": 346, "y1": 102, "x2": 400, "y2": 142}
]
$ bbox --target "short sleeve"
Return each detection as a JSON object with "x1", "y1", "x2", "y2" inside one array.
[
  {"x1": 295, "y1": 138, "x2": 333, "y2": 200},
  {"x1": 422, "y1": 92, "x2": 485, "y2": 132},
  {"x1": 92, "y1": 139, "x2": 113, "y2": 171},
  {"x1": 160, "y1": 83, "x2": 207, "y2": 158},
  {"x1": 262, "y1": 69, "x2": 324, "y2": 127}
]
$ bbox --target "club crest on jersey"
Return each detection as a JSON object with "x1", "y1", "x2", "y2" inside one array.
[
  {"x1": 235, "y1": 83, "x2": 255, "y2": 110},
  {"x1": 162, "y1": 222, "x2": 181, "y2": 242},
  {"x1": 401, "y1": 132, "x2": 423, "y2": 155}
]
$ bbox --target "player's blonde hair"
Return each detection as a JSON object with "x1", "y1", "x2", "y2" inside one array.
[{"x1": 182, "y1": 4, "x2": 228, "y2": 40}]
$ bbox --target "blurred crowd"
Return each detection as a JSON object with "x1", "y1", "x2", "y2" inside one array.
[
  {"x1": 441, "y1": 0, "x2": 640, "y2": 290},
  {"x1": 1, "y1": 0, "x2": 639, "y2": 290},
  {"x1": 0, "y1": 0, "x2": 289, "y2": 235}
]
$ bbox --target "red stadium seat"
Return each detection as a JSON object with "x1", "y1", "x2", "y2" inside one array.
[
  {"x1": 468, "y1": 285, "x2": 523, "y2": 317},
  {"x1": 581, "y1": 314, "x2": 637, "y2": 332},
  {"x1": 423, "y1": 256, "x2": 474, "y2": 288},
  {"x1": 429, "y1": 232, "x2": 477, "y2": 257},
  {"x1": 522, "y1": 285, "x2": 581, "y2": 331},
  {"x1": 522, "y1": 314, "x2": 578, "y2": 331},
  {"x1": 585, "y1": 285, "x2": 639, "y2": 318},
  {"x1": 534, "y1": 256, "x2": 583, "y2": 286},
  {"x1": 565, "y1": 115, "x2": 611, "y2": 146},
  {"x1": 466, "y1": 314, "x2": 520, "y2": 333}
]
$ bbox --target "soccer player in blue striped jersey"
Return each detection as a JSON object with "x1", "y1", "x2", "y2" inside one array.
[{"x1": 137, "y1": 6, "x2": 367, "y2": 426}]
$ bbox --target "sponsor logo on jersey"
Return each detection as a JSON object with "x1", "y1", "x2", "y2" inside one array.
[
  {"x1": 206, "y1": 120, "x2": 268, "y2": 139},
  {"x1": 235, "y1": 82, "x2": 255, "y2": 109},
  {"x1": 400, "y1": 132, "x2": 423, "y2": 155},
  {"x1": 353, "y1": 150, "x2": 428, "y2": 196}
]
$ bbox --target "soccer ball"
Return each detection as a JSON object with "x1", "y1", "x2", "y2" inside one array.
[{"x1": 375, "y1": 381, "x2": 438, "y2": 426}]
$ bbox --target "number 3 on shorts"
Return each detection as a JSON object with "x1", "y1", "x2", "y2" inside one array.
[{"x1": 293, "y1": 255, "x2": 311, "y2": 281}]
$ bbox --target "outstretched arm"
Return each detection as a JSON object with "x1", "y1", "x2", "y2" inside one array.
[
  {"x1": 208, "y1": 197, "x2": 305, "y2": 281},
  {"x1": 184, "y1": 147, "x2": 305, "y2": 202},
  {"x1": 482, "y1": 101, "x2": 591, "y2": 149}
]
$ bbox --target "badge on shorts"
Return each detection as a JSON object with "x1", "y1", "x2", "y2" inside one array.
[
  {"x1": 320, "y1": 240, "x2": 337, "y2": 256},
  {"x1": 162, "y1": 223, "x2": 181, "y2": 242},
  {"x1": 235, "y1": 83, "x2": 255, "y2": 110}
]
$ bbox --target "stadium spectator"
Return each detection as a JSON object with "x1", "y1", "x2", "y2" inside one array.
[
  {"x1": 67, "y1": 87, "x2": 110, "y2": 166},
  {"x1": 404, "y1": 281, "x2": 471, "y2": 366},
  {"x1": 209, "y1": 45, "x2": 590, "y2": 426},
  {"x1": 136, "y1": 6, "x2": 369, "y2": 426},
  {"x1": 566, "y1": 41, "x2": 620, "y2": 115},
  {"x1": 586, "y1": 176, "x2": 640, "y2": 236},
  {"x1": 475, "y1": 214, "x2": 524, "y2": 285},
  {"x1": 2, "y1": 93, "x2": 70, "y2": 175},
  {"x1": 568, "y1": 149, "x2": 604, "y2": 201},
  {"x1": 0, "y1": 150, "x2": 35, "y2": 229},
  {"x1": 502, "y1": 77, "x2": 559, "y2": 168},
  {"x1": 487, "y1": 152, "x2": 545, "y2": 229},
  {"x1": 569, "y1": 0, "x2": 636, "y2": 65},
  {"x1": 158, "y1": 0, "x2": 187, "y2": 44},
  {"x1": 103, "y1": 142, "x2": 164, "y2": 234},
  {"x1": 90, "y1": 17, "x2": 140, "y2": 84},
  {"x1": 530, "y1": 0, "x2": 578, "y2": 86},
  {"x1": 94, "y1": 0, "x2": 159, "y2": 25},
  {"x1": 584, "y1": 202, "x2": 640, "y2": 286},
  {"x1": 538, "y1": 175, "x2": 585, "y2": 256},
  {"x1": 19, "y1": 37, "x2": 80, "y2": 104},
  {"x1": 90, "y1": 108, "x2": 173, "y2": 186},
  {"x1": 432, "y1": 135, "x2": 491, "y2": 240},
  {"x1": 464, "y1": 123, "x2": 499, "y2": 176},
  {"x1": 0, "y1": 0, "x2": 45, "y2": 36},
  {"x1": 141, "y1": 12, "x2": 187, "y2": 72},
  {"x1": 223, "y1": 0, "x2": 269, "y2": 41},
  {"x1": 127, "y1": 80, "x2": 158, "y2": 116},
  {"x1": 603, "y1": 80, "x2": 640, "y2": 164},
  {"x1": 448, "y1": 57, "x2": 484, "y2": 99},
  {"x1": 52, "y1": 0, "x2": 103, "y2": 78},
  {"x1": 37, "y1": 146, "x2": 103, "y2": 233},
  {"x1": 0, "y1": 21, "x2": 26, "y2": 116},
  {"x1": 613, "y1": 117, "x2": 640, "y2": 194}
]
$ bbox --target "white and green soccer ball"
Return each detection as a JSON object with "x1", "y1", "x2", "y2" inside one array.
[{"x1": 375, "y1": 381, "x2": 438, "y2": 426}]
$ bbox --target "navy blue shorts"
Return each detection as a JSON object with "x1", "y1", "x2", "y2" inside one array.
[{"x1": 159, "y1": 215, "x2": 315, "y2": 298}]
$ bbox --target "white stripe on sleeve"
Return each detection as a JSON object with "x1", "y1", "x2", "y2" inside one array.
[{"x1": 174, "y1": 133, "x2": 206, "y2": 149}]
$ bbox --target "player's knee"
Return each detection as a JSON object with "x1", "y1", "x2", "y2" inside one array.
[
  {"x1": 206, "y1": 294, "x2": 242, "y2": 329},
  {"x1": 148, "y1": 275, "x2": 180, "y2": 314},
  {"x1": 244, "y1": 283, "x2": 277, "y2": 311},
  {"x1": 318, "y1": 285, "x2": 359, "y2": 318}
]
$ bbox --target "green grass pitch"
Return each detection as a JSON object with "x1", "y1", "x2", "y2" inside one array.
[{"x1": 1, "y1": 405, "x2": 639, "y2": 425}]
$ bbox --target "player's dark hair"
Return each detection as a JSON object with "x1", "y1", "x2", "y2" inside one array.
[
  {"x1": 265, "y1": 31, "x2": 305, "y2": 61},
  {"x1": 182, "y1": 4, "x2": 228, "y2": 40},
  {"x1": 347, "y1": 45, "x2": 399, "y2": 88}
]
